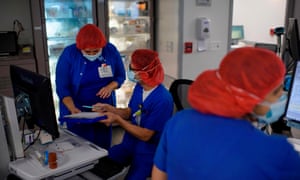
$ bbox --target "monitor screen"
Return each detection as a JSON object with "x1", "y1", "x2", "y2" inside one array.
[
  {"x1": 285, "y1": 61, "x2": 300, "y2": 122},
  {"x1": 10, "y1": 65, "x2": 59, "y2": 139},
  {"x1": 286, "y1": 18, "x2": 300, "y2": 61},
  {"x1": 231, "y1": 25, "x2": 244, "y2": 40}
]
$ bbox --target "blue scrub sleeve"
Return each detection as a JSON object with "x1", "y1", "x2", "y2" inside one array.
[
  {"x1": 277, "y1": 140, "x2": 300, "y2": 178},
  {"x1": 153, "y1": 119, "x2": 170, "y2": 172},
  {"x1": 55, "y1": 47, "x2": 74, "y2": 99}
]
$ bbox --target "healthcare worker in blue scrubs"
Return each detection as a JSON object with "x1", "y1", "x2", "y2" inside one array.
[
  {"x1": 92, "y1": 49, "x2": 174, "y2": 180},
  {"x1": 152, "y1": 47, "x2": 300, "y2": 180},
  {"x1": 55, "y1": 24, "x2": 126, "y2": 149}
]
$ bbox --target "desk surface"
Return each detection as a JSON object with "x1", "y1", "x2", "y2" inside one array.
[{"x1": 9, "y1": 128, "x2": 108, "y2": 180}]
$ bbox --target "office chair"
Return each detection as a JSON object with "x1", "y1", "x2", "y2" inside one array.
[
  {"x1": 89, "y1": 156, "x2": 127, "y2": 180},
  {"x1": 169, "y1": 79, "x2": 194, "y2": 111}
]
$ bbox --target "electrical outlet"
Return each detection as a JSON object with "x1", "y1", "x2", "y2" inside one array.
[{"x1": 166, "y1": 41, "x2": 174, "y2": 52}]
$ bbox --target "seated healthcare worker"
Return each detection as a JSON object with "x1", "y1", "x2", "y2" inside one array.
[
  {"x1": 92, "y1": 49, "x2": 174, "y2": 180},
  {"x1": 152, "y1": 47, "x2": 300, "y2": 180},
  {"x1": 55, "y1": 24, "x2": 126, "y2": 149}
]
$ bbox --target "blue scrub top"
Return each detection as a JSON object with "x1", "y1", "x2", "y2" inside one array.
[
  {"x1": 123, "y1": 83, "x2": 174, "y2": 154},
  {"x1": 55, "y1": 43, "x2": 126, "y2": 118},
  {"x1": 108, "y1": 83, "x2": 174, "y2": 179},
  {"x1": 154, "y1": 109, "x2": 300, "y2": 179}
]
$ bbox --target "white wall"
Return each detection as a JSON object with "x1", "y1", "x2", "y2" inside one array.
[
  {"x1": 157, "y1": 0, "x2": 232, "y2": 80},
  {"x1": 0, "y1": 0, "x2": 33, "y2": 45},
  {"x1": 157, "y1": 0, "x2": 287, "y2": 81},
  {"x1": 156, "y1": 0, "x2": 179, "y2": 78},
  {"x1": 181, "y1": 0, "x2": 232, "y2": 79},
  {"x1": 232, "y1": 0, "x2": 287, "y2": 44}
]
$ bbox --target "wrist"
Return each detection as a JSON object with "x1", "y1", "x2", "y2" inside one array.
[
  {"x1": 108, "y1": 81, "x2": 118, "y2": 90},
  {"x1": 111, "y1": 106, "x2": 117, "y2": 114}
]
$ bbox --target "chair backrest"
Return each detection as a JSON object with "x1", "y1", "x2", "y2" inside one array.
[{"x1": 169, "y1": 79, "x2": 193, "y2": 112}]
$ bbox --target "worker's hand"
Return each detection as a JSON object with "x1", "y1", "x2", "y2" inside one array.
[
  {"x1": 96, "y1": 86, "x2": 113, "y2": 98},
  {"x1": 100, "y1": 112, "x2": 120, "y2": 126},
  {"x1": 92, "y1": 103, "x2": 115, "y2": 113},
  {"x1": 69, "y1": 107, "x2": 81, "y2": 114}
]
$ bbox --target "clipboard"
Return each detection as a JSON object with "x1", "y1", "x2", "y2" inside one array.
[{"x1": 60, "y1": 112, "x2": 107, "y2": 124}]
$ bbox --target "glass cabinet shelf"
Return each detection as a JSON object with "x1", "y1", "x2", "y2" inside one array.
[
  {"x1": 45, "y1": 17, "x2": 93, "y2": 21},
  {"x1": 110, "y1": 33, "x2": 150, "y2": 38},
  {"x1": 48, "y1": 36, "x2": 76, "y2": 40},
  {"x1": 109, "y1": 15, "x2": 150, "y2": 20},
  {"x1": 45, "y1": 0, "x2": 92, "y2": 19},
  {"x1": 108, "y1": 0, "x2": 152, "y2": 52}
]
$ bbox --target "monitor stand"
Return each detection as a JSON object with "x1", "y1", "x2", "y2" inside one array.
[{"x1": 231, "y1": 39, "x2": 239, "y2": 45}]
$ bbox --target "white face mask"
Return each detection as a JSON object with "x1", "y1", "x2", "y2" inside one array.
[{"x1": 82, "y1": 50, "x2": 102, "y2": 61}]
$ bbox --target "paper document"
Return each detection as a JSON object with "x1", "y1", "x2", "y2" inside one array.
[{"x1": 64, "y1": 112, "x2": 105, "y2": 119}]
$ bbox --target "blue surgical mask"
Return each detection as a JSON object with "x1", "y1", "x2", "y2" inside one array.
[
  {"x1": 127, "y1": 70, "x2": 138, "y2": 83},
  {"x1": 82, "y1": 50, "x2": 102, "y2": 61},
  {"x1": 257, "y1": 93, "x2": 287, "y2": 124}
]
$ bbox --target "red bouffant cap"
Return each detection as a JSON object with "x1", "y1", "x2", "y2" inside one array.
[
  {"x1": 188, "y1": 47, "x2": 286, "y2": 118},
  {"x1": 76, "y1": 24, "x2": 106, "y2": 50},
  {"x1": 131, "y1": 49, "x2": 164, "y2": 86}
]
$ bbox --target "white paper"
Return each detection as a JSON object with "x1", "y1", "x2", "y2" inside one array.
[{"x1": 64, "y1": 112, "x2": 105, "y2": 119}]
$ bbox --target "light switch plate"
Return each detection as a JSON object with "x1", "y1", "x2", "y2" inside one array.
[{"x1": 196, "y1": 0, "x2": 211, "y2": 6}]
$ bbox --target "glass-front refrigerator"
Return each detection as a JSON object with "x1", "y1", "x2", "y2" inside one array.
[
  {"x1": 46, "y1": 0, "x2": 94, "y2": 117},
  {"x1": 45, "y1": 0, "x2": 93, "y2": 79},
  {"x1": 108, "y1": 0, "x2": 154, "y2": 108},
  {"x1": 108, "y1": 0, "x2": 153, "y2": 55},
  {"x1": 30, "y1": 0, "x2": 154, "y2": 114}
]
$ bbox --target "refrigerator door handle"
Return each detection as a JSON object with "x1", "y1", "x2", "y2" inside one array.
[{"x1": 33, "y1": 26, "x2": 42, "y2": 31}]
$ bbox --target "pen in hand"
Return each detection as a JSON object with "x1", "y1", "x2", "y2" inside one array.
[
  {"x1": 82, "y1": 105, "x2": 102, "y2": 111},
  {"x1": 82, "y1": 105, "x2": 94, "y2": 109}
]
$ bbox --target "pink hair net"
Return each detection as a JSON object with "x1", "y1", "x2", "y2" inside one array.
[
  {"x1": 76, "y1": 24, "x2": 106, "y2": 50},
  {"x1": 131, "y1": 49, "x2": 164, "y2": 86},
  {"x1": 188, "y1": 47, "x2": 286, "y2": 118}
]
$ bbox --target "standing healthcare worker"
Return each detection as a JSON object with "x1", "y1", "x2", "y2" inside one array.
[
  {"x1": 152, "y1": 47, "x2": 300, "y2": 179},
  {"x1": 92, "y1": 49, "x2": 173, "y2": 180},
  {"x1": 55, "y1": 24, "x2": 126, "y2": 149}
]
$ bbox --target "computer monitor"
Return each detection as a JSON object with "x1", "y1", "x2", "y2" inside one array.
[
  {"x1": 10, "y1": 65, "x2": 59, "y2": 139},
  {"x1": 231, "y1": 25, "x2": 244, "y2": 45},
  {"x1": 285, "y1": 60, "x2": 300, "y2": 123},
  {"x1": 286, "y1": 18, "x2": 300, "y2": 61}
]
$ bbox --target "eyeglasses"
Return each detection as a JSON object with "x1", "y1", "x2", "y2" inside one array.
[
  {"x1": 129, "y1": 61, "x2": 160, "y2": 72},
  {"x1": 129, "y1": 64, "x2": 140, "y2": 72}
]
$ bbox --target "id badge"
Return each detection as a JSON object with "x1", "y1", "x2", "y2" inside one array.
[{"x1": 98, "y1": 65, "x2": 113, "y2": 78}]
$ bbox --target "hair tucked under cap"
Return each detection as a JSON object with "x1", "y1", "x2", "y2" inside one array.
[
  {"x1": 131, "y1": 49, "x2": 164, "y2": 86},
  {"x1": 188, "y1": 47, "x2": 286, "y2": 118},
  {"x1": 76, "y1": 24, "x2": 106, "y2": 50}
]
